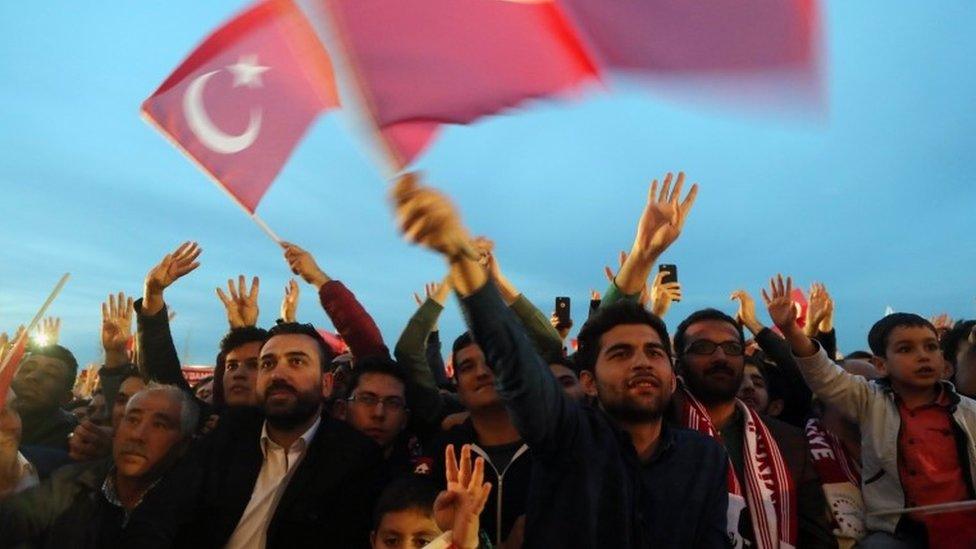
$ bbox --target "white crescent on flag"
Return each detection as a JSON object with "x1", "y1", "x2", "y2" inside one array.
[{"x1": 182, "y1": 55, "x2": 268, "y2": 154}]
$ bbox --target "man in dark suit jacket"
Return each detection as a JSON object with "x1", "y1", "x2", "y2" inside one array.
[{"x1": 130, "y1": 322, "x2": 383, "y2": 549}]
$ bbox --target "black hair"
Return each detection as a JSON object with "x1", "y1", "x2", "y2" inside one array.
[
  {"x1": 24, "y1": 344, "x2": 79, "y2": 391},
  {"x1": 744, "y1": 355, "x2": 786, "y2": 402},
  {"x1": 844, "y1": 350, "x2": 873, "y2": 361},
  {"x1": 372, "y1": 475, "x2": 440, "y2": 529},
  {"x1": 343, "y1": 356, "x2": 409, "y2": 400},
  {"x1": 575, "y1": 301, "x2": 671, "y2": 373},
  {"x1": 867, "y1": 313, "x2": 937, "y2": 357},
  {"x1": 674, "y1": 308, "x2": 744, "y2": 358},
  {"x1": 219, "y1": 326, "x2": 270, "y2": 356},
  {"x1": 549, "y1": 354, "x2": 580, "y2": 377},
  {"x1": 942, "y1": 320, "x2": 976, "y2": 365},
  {"x1": 266, "y1": 322, "x2": 336, "y2": 370},
  {"x1": 449, "y1": 332, "x2": 478, "y2": 380}
]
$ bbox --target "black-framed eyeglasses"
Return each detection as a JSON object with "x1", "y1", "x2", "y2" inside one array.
[
  {"x1": 684, "y1": 340, "x2": 745, "y2": 357},
  {"x1": 347, "y1": 393, "x2": 408, "y2": 412}
]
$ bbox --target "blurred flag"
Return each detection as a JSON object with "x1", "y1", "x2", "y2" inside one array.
[
  {"x1": 142, "y1": 0, "x2": 339, "y2": 212},
  {"x1": 556, "y1": 0, "x2": 822, "y2": 108},
  {"x1": 320, "y1": 0, "x2": 600, "y2": 166},
  {"x1": 0, "y1": 332, "x2": 29, "y2": 409}
]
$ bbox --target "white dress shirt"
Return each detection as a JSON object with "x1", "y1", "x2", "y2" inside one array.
[{"x1": 225, "y1": 416, "x2": 321, "y2": 549}]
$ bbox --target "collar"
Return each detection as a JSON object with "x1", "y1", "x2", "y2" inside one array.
[
  {"x1": 259, "y1": 415, "x2": 322, "y2": 457},
  {"x1": 894, "y1": 383, "x2": 955, "y2": 411},
  {"x1": 101, "y1": 467, "x2": 162, "y2": 523}
]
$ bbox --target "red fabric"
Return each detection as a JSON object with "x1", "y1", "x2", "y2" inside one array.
[
  {"x1": 325, "y1": 0, "x2": 599, "y2": 165},
  {"x1": 556, "y1": 0, "x2": 822, "y2": 109},
  {"x1": 897, "y1": 388, "x2": 976, "y2": 547},
  {"x1": 142, "y1": 0, "x2": 338, "y2": 212},
  {"x1": 318, "y1": 281, "x2": 388, "y2": 360},
  {"x1": 0, "y1": 332, "x2": 29, "y2": 408}
]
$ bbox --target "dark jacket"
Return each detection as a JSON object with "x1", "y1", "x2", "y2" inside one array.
[
  {"x1": 430, "y1": 418, "x2": 532, "y2": 546},
  {"x1": 129, "y1": 407, "x2": 383, "y2": 549},
  {"x1": 19, "y1": 407, "x2": 77, "y2": 451},
  {"x1": 0, "y1": 459, "x2": 142, "y2": 548},
  {"x1": 459, "y1": 281, "x2": 729, "y2": 548}
]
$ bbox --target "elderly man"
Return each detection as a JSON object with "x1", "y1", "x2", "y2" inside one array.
[{"x1": 0, "y1": 384, "x2": 198, "y2": 548}]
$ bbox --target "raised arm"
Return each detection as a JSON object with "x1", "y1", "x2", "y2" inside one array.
[
  {"x1": 281, "y1": 242, "x2": 389, "y2": 359},
  {"x1": 764, "y1": 275, "x2": 872, "y2": 422},
  {"x1": 805, "y1": 283, "x2": 837, "y2": 359},
  {"x1": 137, "y1": 242, "x2": 201, "y2": 392},
  {"x1": 602, "y1": 172, "x2": 698, "y2": 307},
  {"x1": 391, "y1": 173, "x2": 581, "y2": 453},
  {"x1": 395, "y1": 279, "x2": 451, "y2": 425}
]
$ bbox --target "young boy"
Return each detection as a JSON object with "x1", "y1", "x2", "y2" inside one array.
[
  {"x1": 765, "y1": 275, "x2": 976, "y2": 547},
  {"x1": 372, "y1": 445, "x2": 491, "y2": 549}
]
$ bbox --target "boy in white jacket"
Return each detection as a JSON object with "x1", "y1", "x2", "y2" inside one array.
[{"x1": 764, "y1": 275, "x2": 976, "y2": 548}]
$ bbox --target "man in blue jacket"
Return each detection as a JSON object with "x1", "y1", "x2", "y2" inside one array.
[{"x1": 391, "y1": 173, "x2": 729, "y2": 547}]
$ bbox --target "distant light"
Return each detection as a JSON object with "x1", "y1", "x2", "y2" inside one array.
[{"x1": 32, "y1": 334, "x2": 49, "y2": 347}]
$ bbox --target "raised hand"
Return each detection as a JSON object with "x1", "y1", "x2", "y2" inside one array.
[
  {"x1": 281, "y1": 242, "x2": 330, "y2": 288},
  {"x1": 632, "y1": 172, "x2": 698, "y2": 259},
  {"x1": 68, "y1": 419, "x2": 113, "y2": 462},
  {"x1": 102, "y1": 292, "x2": 134, "y2": 366},
  {"x1": 0, "y1": 326, "x2": 25, "y2": 366},
  {"x1": 762, "y1": 275, "x2": 798, "y2": 334},
  {"x1": 433, "y1": 444, "x2": 493, "y2": 549},
  {"x1": 805, "y1": 282, "x2": 831, "y2": 336},
  {"x1": 392, "y1": 173, "x2": 473, "y2": 260},
  {"x1": 730, "y1": 289, "x2": 764, "y2": 335},
  {"x1": 34, "y1": 317, "x2": 61, "y2": 346},
  {"x1": 216, "y1": 276, "x2": 260, "y2": 328},
  {"x1": 144, "y1": 242, "x2": 202, "y2": 315},
  {"x1": 931, "y1": 313, "x2": 954, "y2": 339},
  {"x1": 280, "y1": 279, "x2": 299, "y2": 323},
  {"x1": 650, "y1": 271, "x2": 681, "y2": 318}
]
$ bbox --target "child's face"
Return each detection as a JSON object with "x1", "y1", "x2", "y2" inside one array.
[
  {"x1": 879, "y1": 326, "x2": 944, "y2": 391},
  {"x1": 371, "y1": 509, "x2": 441, "y2": 549}
]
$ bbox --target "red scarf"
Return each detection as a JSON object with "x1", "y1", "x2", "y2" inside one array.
[
  {"x1": 804, "y1": 418, "x2": 865, "y2": 543},
  {"x1": 680, "y1": 385, "x2": 798, "y2": 548}
]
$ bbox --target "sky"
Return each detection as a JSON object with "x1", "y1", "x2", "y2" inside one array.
[{"x1": 1, "y1": 1, "x2": 974, "y2": 368}]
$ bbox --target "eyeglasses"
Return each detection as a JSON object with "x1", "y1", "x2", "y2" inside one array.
[
  {"x1": 347, "y1": 393, "x2": 408, "y2": 412},
  {"x1": 684, "y1": 340, "x2": 745, "y2": 357}
]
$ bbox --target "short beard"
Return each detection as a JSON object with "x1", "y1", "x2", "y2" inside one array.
[
  {"x1": 263, "y1": 391, "x2": 322, "y2": 431},
  {"x1": 681, "y1": 363, "x2": 743, "y2": 406},
  {"x1": 597, "y1": 381, "x2": 669, "y2": 425}
]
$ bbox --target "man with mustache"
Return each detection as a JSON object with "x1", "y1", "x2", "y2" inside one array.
[
  {"x1": 391, "y1": 172, "x2": 729, "y2": 547},
  {"x1": 137, "y1": 322, "x2": 383, "y2": 548},
  {"x1": 0, "y1": 383, "x2": 198, "y2": 547}
]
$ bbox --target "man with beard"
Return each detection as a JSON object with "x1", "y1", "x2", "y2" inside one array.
[
  {"x1": 0, "y1": 384, "x2": 198, "y2": 548},
  {"x1": 134, "y1": 322, "x2": 383, "y2": 548},
  {"x1": 391, "y1": 172, "x2": 728, "y2": 547},
  {"x1": 672, "y1": 308, "x2": 836, "y2": 548}
]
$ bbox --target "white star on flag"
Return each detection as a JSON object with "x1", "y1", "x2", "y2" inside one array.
[{"x1": 226, "y1": 54, "x2": 270, "y2": 88}]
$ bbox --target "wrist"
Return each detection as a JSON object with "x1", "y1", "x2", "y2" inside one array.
[
  {"x1": 104, "y1": 349, "x2": 129, "y2": 368},
  {"x1": 743, "y1": 318, "x2": 764, "y2": 336}
]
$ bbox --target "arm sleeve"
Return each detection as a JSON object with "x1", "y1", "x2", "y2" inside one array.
[
  {"x1": 698, "y1": 447, "x2": 731, "y2": 548},
  {"x1": 599, "y1": 282, "x2": 640, "y2": 309},
  {"x1": 508, "y1": 294, "x2": 564, "y2": 363},
  {"x1": 813, "y1": 329, "x2": 837, "y2": 361},
  {"x1": 793, "y1": 343, "x2": 874, "y2": 423},
  {"x1": 393, "y1": 299, "x2": 446, "y2": 425},
  {"x1": 134, "y1": 298, "x2": 191, "y2": 393},
  {"x1": 426, "y1": 331, "x2": 449, "y2": 387},
  {"x1": 755, "y1": 328, "x2": 813, "y2": 424},
  {"x1": 0, "y1": 467, "x2": 80, "y2": 543},
  {"x1": 318, "y1": 281, "x2": 389, "y2": 359},
  {"x1": 459, "y1": 281, "x2": 581, "y2": 455}
]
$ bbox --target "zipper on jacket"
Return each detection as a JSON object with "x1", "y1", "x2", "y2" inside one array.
[{"x1": 470, "y1": 443, "x2": 530, "y2": 545}]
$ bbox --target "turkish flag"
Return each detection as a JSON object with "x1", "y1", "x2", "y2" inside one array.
[
  {"x1": 142, "y1": 0, "x2": 339, "y2": 212},
  {"x1": 323, "y1": 0, "x2": 599, "y2": 166},
  {"x1": 0, "y1": 332, "x2": 29, "y2": 409},
  {"x1": 556, "y1": 0, "x2": 822, "y2": 108}
]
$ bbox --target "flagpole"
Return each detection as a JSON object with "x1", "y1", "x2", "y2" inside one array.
[
  {"x1": 140, "y1": 112, "x2": 283, "y2": 246},
  {"x1": 0, "y1": 273, "x2": 71, "y2": 376},
  {"x1": 869, "y1": 499, "x2": 976, "y2": 517},
  {"x1": 294, "y1": 0, "x2": 404, "y2": 181}
]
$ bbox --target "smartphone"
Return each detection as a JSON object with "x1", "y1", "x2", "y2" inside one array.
[
  {"x1": 555, "y1": 296, "x2": 571, "y2": 328},
  {"x1": 658, "y1": 264, "x2": 679, "y2": 301}
]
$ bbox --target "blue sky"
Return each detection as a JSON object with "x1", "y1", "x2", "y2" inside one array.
[{"x1": 1, "y1": 1, "x2": 974, "y2": 367}]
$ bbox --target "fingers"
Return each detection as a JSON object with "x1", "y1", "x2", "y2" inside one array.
[
  {"x1": 458, "y1": 444, "x2": 473, "y2": 488},
  {"x1": 618, "y1": 250, "x2": 627, "y2": 268},
  {"x1": 237, "y1": 275, "x2": 246, "y2": 301},
  {"x1": 413, "y1": 292, "x2": 423, "y2": 306},
  {"x1": 445, "y1": 444, "x2": 458, "y2": 485},
  {"x1": 679, "y1": 183, "x2": 699, "y2": 217},
  {"x1": 650, "y1": 270, "x2": 666, "y2": 289},
  {"x1": 761, "y1": 288, "x2": 772, "y2": 305},
  {"x1": 604, "y1": 266, "x2": 615, "y2": 283},
  {"x1": 658, "y1": 172, "x2": 673, "y2": 203},
  {"x1": 670, "y1": 171, "x2": 685, "y2": 204},
  {"x1": 226, "y1": 278, "x2": 240, "y2": 301},
  {"x1": 248, "y1": 276, "x2": 260, "y2": 302},
  {"x1": 215, "y1": 287, "x2": 233, "y2": 308}
]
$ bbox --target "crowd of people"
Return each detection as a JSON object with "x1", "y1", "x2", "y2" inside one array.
[{"x1": 1, "y1": 172, "x2": 974, "y2": 548}]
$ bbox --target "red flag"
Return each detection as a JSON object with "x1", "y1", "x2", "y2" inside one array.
[
  {"x1": 323, "y1": 0, "x2": 599, "y2": 166},
  {"x1": 556, "y1": 0, "x2": 822, "y2": 107},
  {"x1": 0, "y1": 333, "x2": 29, "y2": 409},
  {"x1": 142, "y1": 0, "x2": 339, "y2": 212}
]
